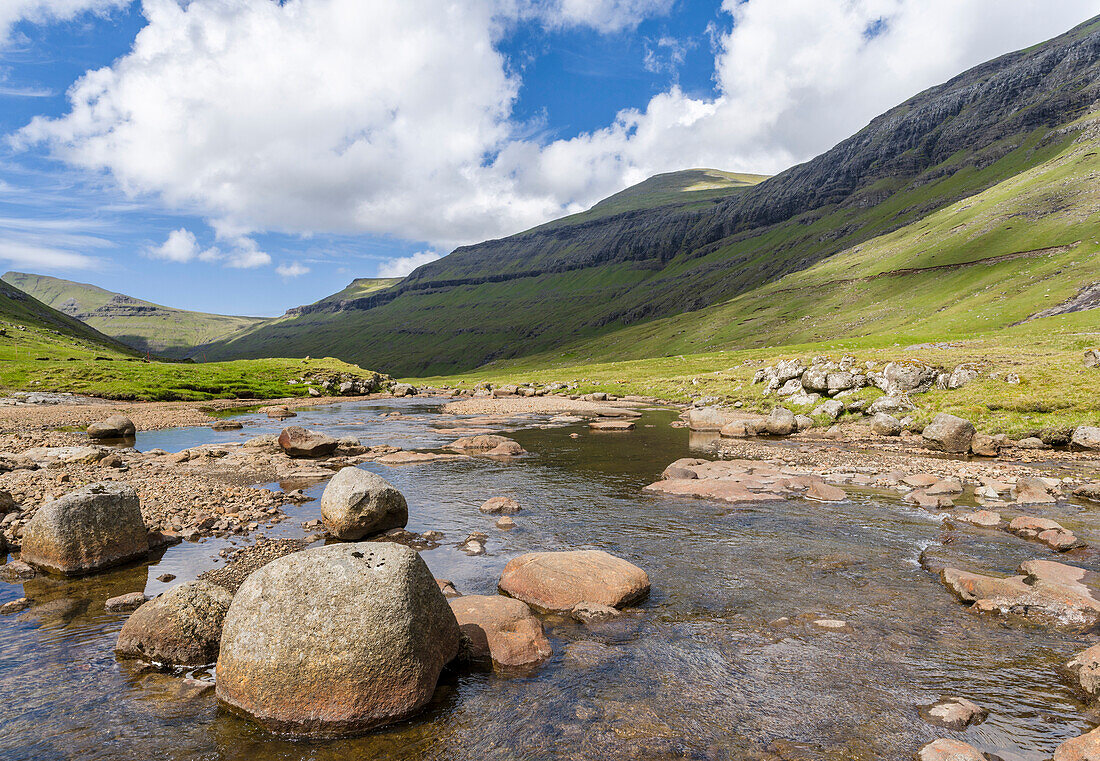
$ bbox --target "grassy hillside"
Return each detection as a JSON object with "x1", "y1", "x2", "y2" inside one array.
[
  {"x1": 0, "y1": 278, "x2": 381, "y2": 401},
  {"x1": 3, "y1": 272, "x2": 264, "y2": 358},
  {"x1": 198, "y1": 16, "x2": 1100, "y2": 376},
  {"x1": 307, "y1": 277, "x2": 401, "y2": 307}
]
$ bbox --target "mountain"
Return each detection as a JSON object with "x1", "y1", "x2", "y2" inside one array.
[
  {"x1": 199, "y1": 16, "x2": 1100, "y2": 375},
  {"x1": 0, "y1": 277, "x2": 139, "y2": 361},
  {"x1": 3, "y1": 272, "x2": 264, "y2": 358}
]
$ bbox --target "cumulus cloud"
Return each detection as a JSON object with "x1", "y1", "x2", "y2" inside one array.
[
  {"x1": 18, "y1": 0, "x2": 1100, "y2": 257},
  {"x1": 276, "y1": 261, "x2": 310, "y2": 278},
  {"x1": 149, "y1": 227, "x2": 199, "y2": 262},
  {"x1": 148, "y1": 227, "x2": 268, "y2": 268},
  {"x1": 377, "y1": 250, "x2": 442, "y2": 279},
  {"x1": 0, "y1": 0, "x2": 131, "y2": 47}
]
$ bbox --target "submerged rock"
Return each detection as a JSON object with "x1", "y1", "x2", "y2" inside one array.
[
  {"x1": 920, "y1": 697, "x2": 986, "y2": 730},
  {"x1": 216, "y1": 543, "x2": 461, "y2": 736},
  {"x1": 116, "y1": 581, "x2": 233, "y2": 667},
  {"x1": 446, "y1": 434, "x2": 518, "y2": 452},
  {"x1": 20, "y1": 482, "x2": 149, "y2": 576},
  {"x1": 105, "y1": 592, "x2": 148, "y2": 612},
  {"x1": 320, "y1": 467, "x2": 408, "y2": 541},
  {"x1": 499, "y1": 550, "x2": 649, "y2": 612},
  {"x1": 450, "y1": 594, "x2": 551, "y2": 669}
]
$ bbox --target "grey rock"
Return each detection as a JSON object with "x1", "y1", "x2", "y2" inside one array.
[
  {"x1": 801, "y1": 367, "x2": 829, "y2": 392},
  {"x1": 825, "y1": 371, "x2": 855, "y2": 395},
  {"x1": 1084, "y1": 349, "x2": 1100, "y2": 368},
  {"x1": 1071, "y1": 426, "x2": 1100, "y2": 451},
  {"x1": 871, "y1": 413, "x2": 903, "y2": 436},
  {"x1": 20, "y1": 482, "x2": 148, "y2": 576},
  {"x1": 216, "y1": 543, "x2": 461, "y2": 736},
  {"x1": 115, "y1": 581, "x2": 233, "y2": 666},
  {"x1": 880, "y1": 361, "x2": 936, "y2": 395},
  {"x1": 811, "y1": 399, "x2": 844, "y2": 420},
  {"x1": 867, "y1": 395, "x2": 915, "y2": 416},
  {"x1": 765, "y1": 407, "x2": 797, "y2": 436},
  {"x1": 922, "y1": 413, "x2": 975, "y2": 454},
  {"x1": 87, "y1": 415, "x2": 136, "y2": 440},
  {"x1": 320, "y1": 467, "x2": 408, "y2": 541}
]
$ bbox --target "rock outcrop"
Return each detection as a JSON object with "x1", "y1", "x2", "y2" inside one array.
[
  {"x1": 320, "y1": 467, "x2": 408, "y2": 541},
  {"x1": 499, "y1": 550, "x2": 650, "y2": 612},
  {"x1": 216, "y1": 543, "x2": 461, "y2": 736},
  {"x1": 19, "y1": 482, "x2": 149, "y2": 576},
  {"x1": 115, "y1": 581, "x2": 233, "y2": 666}
]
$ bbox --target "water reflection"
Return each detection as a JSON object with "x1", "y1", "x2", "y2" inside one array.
[{"x1": 1, "y1": 399, "x2": 1097, "y2": 760}]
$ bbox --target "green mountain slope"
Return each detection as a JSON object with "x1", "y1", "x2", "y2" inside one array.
[
  {"x1": 200, "y1": 16, "x2": 1100, "y2": 375},
  {"x1": 3, "y1": 272, "x2": 264, "y2": 358}
]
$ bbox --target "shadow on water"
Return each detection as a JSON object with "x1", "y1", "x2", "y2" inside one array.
[{"x1": 2, "y1": 399, "x2": 1098, "y2": 760}]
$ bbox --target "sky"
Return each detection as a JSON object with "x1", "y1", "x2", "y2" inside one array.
[{"x1": 0, "y1": 0, "x2": 1097, "y2": 316}]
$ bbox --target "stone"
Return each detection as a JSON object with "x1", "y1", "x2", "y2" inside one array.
[
  {"x1": 917, "y1": 738, "x2": 988, "y2": 761},
  {"x1": 806, "y1": 482, "x2": 847, "y2": 502},
  {"x1": 1084, "y1": 349, "x2": 1100, "y2": 369},
  {"x1": 211, "y1": 420, "x2": 243, "y2": 431},
  {"x1": 795, "y1": 414, "x2": 814, "y2": 431},
  {"x1": 1008, "y1": 515, "x2": 1064, "y2": 538},
  {"x1": 1074, "y1": 483, "x2": 1100, "y2": 503},
  {"x1": 880, "y1": 361, "x2": 936, "y2": 395},
  {"x1": 105, "y1": 592, "x2": 148, "y2": 612},
  {"x1": 719, "y1": 421, "x2": 751, "y2": 438},
  {"x1": 86, "y1": 414, "x2": 136, "y2": 439},
  {"x1": 1065, "y1": 643, "x2": 1100, "y2": 698},
  {"x1": 277, "y1": 427, "x2": 337, "y2": 457},
  {"x1": 867, "y1": 395, "x2": 915, "y2": 416},
  {"x1": 392, "y1": 383, "x2": 416, "y2": 397},
  {"x1": 1017, "y1": 436, "x2": 1050, "y2": 449},
  {"x1": 589, "y1": 419, "x2": 635, "y2": 431},
  {"x1": 686, "y1": 407, "x2": 726, "y2": 431},
  {"x1": 571, "y1": 602, "x2": 622, "y2": 624},
  {"x1": 921, "y1": 413, "x2": 975, "y2": 454},
  {"x1": 216, "y1": 543, "x2": 461, "y2": 736},
  {"x1": 871, "y1": 413, "x2": 902, "y2": 436},
  {"x1": 765, "y1": 407, "x2": 797, "y2": 436},
  {"x1": 495, "y1": 516, "x2": 515, "y2": 530},
  {"x1": 20, "y1": 482, "x2": 149, "y2": 576},
  {"x1": 499, "y1": 550, "x2": 650, "y2": 612},
  {"x1": 926, "y1": 480, "x2": 963, "y2": 496},
  {"x1": 1071, "y1": 426, "x2": 1100, "y2": 451},
  {"x1": 116, "y1": 581, "x2": 233, "y2": 667},
  {"x1": 0, "y1": 597, "x2": 30, "y2": 614},
  {"x1": 308, "y1": 387, "x2": 322, "y2": 397},
  {"x1": 485, "y1": 441, "x2": 525, "y2": 457},
  {"x1": 480, "y1": 497, "x2": 521, "y2": 514},
  {"x1": 1013, "y1": 477, "x2": 1057, "y2": 504},
  {"x1": 449, "y1": 594, "x2": 551, "y2": 669},
  {"x1": 801, "y1": 367, "x2": 828, "y2": 392},
  {"x1": 826, "y1": 371, "x2": 855, "y2": 394},
  {"x1": 1, "y1": 560, "x2": 36, "y2": 581},
  {"x1": 811, "y1": 399, "x2": 844, "y2": 420},
  {"x1": 921, "y1": 697, "x2": 986, "y2": 730},
  {"x1": 1055, "y1": 726, "x2": 1100, "y2": 761},
  {"x1": 320, "y1": 467, "x2": 408, "y2": 541},
  {"x1": 907, "y1": 491, "x2": 954, "y2": 510},
  {"x1": 266, "y1": 406, "x2": 296, "y2": 419},
  {"x1": 436, "y1": 578, "x2": 461, "y2": 598},
  {"x1": 446, "y1": 434, "x2": 520, "y2": 452},
  {"x1": 970, "y1": 433, "x2": 1002, "y2": 457},
  {"x1": 956, "y1": 510, "x2": 1000, "y2": 528}
]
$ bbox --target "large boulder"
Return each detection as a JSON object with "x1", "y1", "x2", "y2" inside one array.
[
  {"x1": 87, "y1": 414, "x2": 136, "y2": 440},
  {"x1": 499, "y1": 550, "x2": 650, "y2": 612},
  {"x1": 216, "y1": 543, "x2": 461, "y2": 736},
  {"x1": 1072, "y1": 426, "x2": 1100, "y2": 451},
  {"x1": 1055, "y1": 726, "x2": 1100, "y2": 761},
  {"x1": 20, "y1": 482, "x2": 149, "y2": 576},
  {"x1": 921, "y1": 413, "x2": 975, "y2": 454},
  {"x1": 446, "y1": 434, "x2": 519, "y2": 452},
  {"x1": 871, "y1": 413, "x2": 903, "y2": 436},
  {"x1": 278, "y1": 426, "x2": 338, "y2": 457},
  {"x1": 917, "y1": 739, "x2": 987, "y2": 761},
  {"x1": 320, "y1": 467, "x2": 408, "y2": 541},
  {"x1": 879, "y1": 361, "x2": 936, "y2": 395},
  {"x1": 685, "y1": 407, "x2": 726, "y2": 431},
  {"x1": 115, "y1": 581, "x2": 232, "y2": 666},
  {"x1": 867, "y1": 395, "x2": 915, "y2": 416},
  {"x1": 450, "y1": 595, "x2": 552, "y2": 669},
  {"x1": 765, "y1": 407, "x2": 797, "y2": 436}
]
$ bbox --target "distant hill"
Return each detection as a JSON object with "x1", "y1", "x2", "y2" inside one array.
[
  {"x1": 3, "y1": 272, "x2": 264, "y2": 358},
  {"x1": 198, "y1": 16, "x2": 1100, "y2": 375},
  {"x1": 0, "y1": 277, "x2": 139, "y2": 361}
]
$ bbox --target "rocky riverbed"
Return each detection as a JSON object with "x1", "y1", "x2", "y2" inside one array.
[{"x1": 1, "y1": 393, "x2": 1100, "y2": 760}]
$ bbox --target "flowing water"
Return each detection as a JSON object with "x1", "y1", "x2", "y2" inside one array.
[{"x1": 2, "y1": 399, "x2": 1098, "y2": 760}]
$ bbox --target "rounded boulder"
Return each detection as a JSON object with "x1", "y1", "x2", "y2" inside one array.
[
  {"x1": 320, "y1": 467, "x2": 408, "y2": 540},
  {"x1": 215, "y1": 543, "x2": 461, "y2": 737},
  {"x1": 450, "y1": 594, "x2": 551, "y2": 669},
  {"x1": 20, "y1": 482, "x2": 149, "y2": 576},
  {"x1": 115, "y1": 581, "x2": 232, "y2": 666},
  {"x1": 278, "y1": 426, "x2": 337, "y2": 458},
  {"x1": 499, "y1": 550, "x2": 650, "y2": 612},
  {"x1": 87, "y1": 414, "x2": 136, "y2": 440}
]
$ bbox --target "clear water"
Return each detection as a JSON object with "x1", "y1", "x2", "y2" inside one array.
[{"x1": 2, "y1": 399, "x2": 1097, "y2": 760}]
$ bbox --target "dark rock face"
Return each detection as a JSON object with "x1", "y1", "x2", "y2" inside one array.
[
  {"x1": 115, "y1": 581, "x2": 233, "y2": 666},
  {"x1": 215, "y1": 543, "x2": 461, "y2": 737},
  {"x1": 19, "y1": 483, "x2": 149, "y2": 576}
]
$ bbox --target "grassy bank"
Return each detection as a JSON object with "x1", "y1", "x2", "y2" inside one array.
[{"x1": 411, "y1": 313, "x2": 1100, "y2": 438}]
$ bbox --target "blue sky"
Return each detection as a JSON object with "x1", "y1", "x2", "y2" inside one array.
[{"x1": 0, "y1": 0, "x2": 1096, "y2": 316}]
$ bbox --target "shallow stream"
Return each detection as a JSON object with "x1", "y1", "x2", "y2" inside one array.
[{"x1": 2, "y1": 399, "x2": 1098, "y2": 760}]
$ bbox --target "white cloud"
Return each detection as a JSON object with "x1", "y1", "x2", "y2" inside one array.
[
  {"x1": 0, "y1": 0, "x2": 132, "y2": 48},
  {"x1": 276, "y1": 261, "x2": 309, "y2": 278},
  {"x1": 377, "y1": 250, "x2": 441, "y2": 278},
  {"x1": 0, "y1": 239, "x2": 98, "y2": 269},
  {"x1": 18, "y1": 0, "x2": 1100, "y2": 257},
  {"x1": 149, "y1": 227, "x2": 199, "y2": 262}
]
